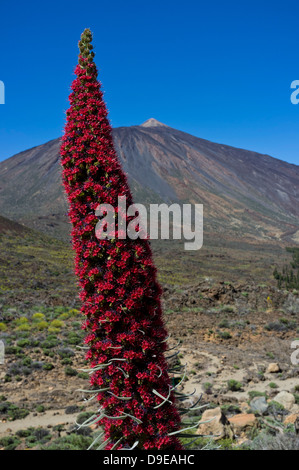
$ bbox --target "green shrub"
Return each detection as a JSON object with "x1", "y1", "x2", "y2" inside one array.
[
  {"x1": 22, "y1": 357, "x2": 32, "y2": 367},
  {"x1": 265, "y1": 320, "x2": 296, "y2": 332},
  {"x1": 65, "y1": 366, "x2": 78, "y2": 377},
  {"x1": 268, "y1": 400, "x2": 285, "y2": 412},
  {"x1": 25, "y1": 435, "x2": 38, "y2": 446},
  {"x1": 16, "y1": 339, "x2": 31, "y2": 348},
  {"x1": 220, "y1": 306, "x2": 235, "y2": 313},
  {"x1": 68, "y1": 308, "x2": 80, "y2": 316},
  {"x1": 7, "y1": 404, "x2": 30, "y2": 421},
  {"x1": 0, "y1": 436, "x2": 21, "y2": 450},
  {"x1": 50, "y1": 319, "x2": 64, "y2": 329},
  {"x1": 0, "y1": 401, "x2": 9, "y2": 413},
  {"x1": 250, "y1": 432, "x2": 299, "y2": 450},
  {"x1": 16, "y1": 323, "x2": 31, "y2": 332},
  {"x1": 15, "y1": 317, "x2": 29, "y2": 326},
  {"x1": 61, "y1": 358, "x2": 73, "y2": 365},
  {"x1": 53, "y1": 424, "x2": 65, "y2": 432},
  {"x1": 204, "y1": 382, "x2": 212, "y2": 391},
  {"x1": 218, "y1": 319, "x2": 230, "y2": 329},
  {"x1": 42, "y1": 349, "x2": 54, "y2": 357},
  {"x1": 218, "y1": 331, "x2": 232, "y2": 340},
  {"x1": 41, "y1": 433, "x2": 93, "y2": 450},
  {"x1": 33, "y1": 321, "x2": 48, "y2": 331},
  {"x1": 58, "y1": 312, "x2": 72, "y2": 320},
  {"x1": 15, "y1": 330, "x2": 30, "y2": 339},
  {"x1": 248, "y1": 391, "x2": 267, "y2": 400},
  {"x1": 42, "y1": 363, "x2": 54, "y2": 371},
  {"x1": 78, "y1": 372, "x2": 89, "y2": 380},
  {"x1": 266, "y1": 352, "x2": 275, "y2": 359},
  {"x1": 216, "y1": 438, "x2": 235, "y2": 450},
  {"x1": 0, "y1": 322, "x2": 8, "y2": 332},
  {"x1": 16, "y1": 429, "x2": 32, "y2": 438},
  {"x1": 5, "y1": 346, "x2": 21, "y2": 355},
  {"x1": 227, "y1": 379, "x2": 242, "y2": 392},
  {"x1": 77, "y1": 411, "x2": 95, "y2": 425},
  {"x1": 221, "y1": 404, "x2": 241, "y2": 414},
  {"x1": 15, "y1": 317, "x2": 31, "y2": 331},
  {"x1": 67, "y1": 332, "x2": 83, "y2": 345},
  {"x1": 32, "y1": 313, "x2": 46, "y2": 322},
  {"x1": 8, "y1": 360, "x2": 32, "y2": 377},
  {"x1": 23, "y1": 428, "x2": 51, "y2": 448},
  {"x1": 179, "y1": 435, "x2": 218, "y2": 450},
  {"x1": 58, "y1": 348, "x2": 75, "y2": 359},
  {"x1": 41, "y1": 338, "x2": 58, "y2": 349}
]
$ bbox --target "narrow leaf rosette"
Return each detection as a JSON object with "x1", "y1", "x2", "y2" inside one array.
[{"x1": 60, "y1": 29, "x2": 182, "y2": 450}]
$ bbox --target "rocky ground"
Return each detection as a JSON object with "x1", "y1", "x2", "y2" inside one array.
[
  {"x1": 165, "y1": 280, "x2": 299, "y2": 449},
  {"x1": 0, "y1": 278, "x2": 298, "y2": 450}
]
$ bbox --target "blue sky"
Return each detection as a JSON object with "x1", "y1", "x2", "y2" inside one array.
[{"x1": 0, "y1": 0, "x2": 299, "y2": 164}]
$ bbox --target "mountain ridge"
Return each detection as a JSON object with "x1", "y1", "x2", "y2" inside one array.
[{"x1": 0, "y1": 121, "x2": 298, "y2": 244}]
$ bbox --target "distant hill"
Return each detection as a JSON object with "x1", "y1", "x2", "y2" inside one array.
[
  {"x1": 0, "y1": 214, "x2": 77, "y2": 307},
  {"x1": 0, "y1": 215, "x2": 31, "y2": 235},
  {"x1": 0, "y1": 118, "x2": 298, "y2": 244}
]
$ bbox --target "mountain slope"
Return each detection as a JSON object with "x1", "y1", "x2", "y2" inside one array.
[
  {"x1": 0, "y1": 214, "x2": 76, "y2": 307},
  {"x1": 0, "y1": 214, "x2": 31, "y2": 235},
  {"x1": 0, "y1": 120, "x2": 298, "y2": 243}
]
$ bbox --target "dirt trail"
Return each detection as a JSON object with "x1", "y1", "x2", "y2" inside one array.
[{"x1": 0, "y1": 410, "x2": 78, "y2": 437}]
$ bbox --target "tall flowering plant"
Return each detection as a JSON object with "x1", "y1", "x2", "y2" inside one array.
[{"x1": 60, "y1": 29, "x2": 183, "y2": 450}]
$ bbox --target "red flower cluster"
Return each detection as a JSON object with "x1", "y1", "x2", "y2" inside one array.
[{"x1": 60, "y1": 30, "x2": 182, "y2": 449}]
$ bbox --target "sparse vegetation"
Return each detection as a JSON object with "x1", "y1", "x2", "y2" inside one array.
[
  {"x1": 42, "y1": 363, "x2": 54, "y2": 371},
  {"x1": 0, "y1": 217, "x2": 298, "y2": 450},
  {"x1": 0, "y1": 401, "x2": 30, "y2": 421},
  {"x1": 227, "y1": 379, "x2": 242, "y2": 392},
  {"x1": 0, "y1": 436, "x2": 21, "y2": 450},
  {"x1": 250, "y1": 433, "x2": 299, "y2": 450},
  {"x1": 248, "y1": 391, "x2": 267, "y2": 400},
  {"x1": 274, "y1": 247, "x2": 299, "y2": 290},
  {"x1": 218, "y1": 331, "x2": 232, "y2": 340},
  {"x1": 265, "y1": 318, "x2": 296, "y2": 332},
  {"x1": 64, "y1": 366, "x2": 77, "y2": 377}
]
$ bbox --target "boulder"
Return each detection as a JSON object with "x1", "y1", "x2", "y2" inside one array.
[
  {"x1": 229, "y1": 413, "x2": 257, "y2": 433},
  {"x1": 196, "y1": 407, "x2": 234, "y2": 440},
  {"x1": 273, "y1": 391, "x2": 295, "y2": 411},
  {"x1": 266, "y1": 363, "x2": 280, "y2": 373},
  {"x1": 250, "y1": 396, "x2": 268, "y2": 415},
  {"x1": 283, "y1": 413, "x2": 299, "y2": 426}
]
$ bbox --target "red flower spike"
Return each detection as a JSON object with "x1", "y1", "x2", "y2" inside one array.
[{"x1": 60, "y1": 28, "x2": 182, "y2": 450}]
